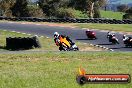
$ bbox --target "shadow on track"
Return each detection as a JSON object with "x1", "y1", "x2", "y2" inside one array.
[
  {"x1": 121, "y1": 46, "x2": 132, "y2": 48},
  {"x1": 97, "y1": 43, "x2": 113, "y2": 45},
  {"x1": 76, "y1": 38, "x2": 95, "y2": 40},
  {"x1": 110, "y1": 48, "x2": 121, "y2": 49},
  {"x1": 110, "y1": 47, "x2": 132, "y2": 50}
]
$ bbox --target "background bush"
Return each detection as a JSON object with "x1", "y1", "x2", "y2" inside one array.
[
  {"x1": 123, "y1": 7, "x2": 132, "y2": 19},
  {"x1": 123, "y1": 14, "x2": 132, "y2": 19},
  {"x1": 56, "y1": 8, "x2": 88, "y2": 18},
  {"x1": 28, "y1": 6, "x2": 45, "y2": 18}
]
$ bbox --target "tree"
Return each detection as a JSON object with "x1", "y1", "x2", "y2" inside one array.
[
  {"x1": 69, "y1": 0, "x2": 107, "y2": 18},
  {"x1": 126, "y1": 7, "x2": 132, "y2": 14},
  {"x1": 117, "y1": 4, "x2": 129, "y2": 12},
  {"x1": 11, "y1": 0, "x2": 29, "y2": 17},
  {"x1": 0, "y1": 0, "x2": 15, "y2": 16},
  {"x1": 123, "y1": 7, "x2": 132, "y2": 19},
  {"x1": 38, "y1": 0, "x2": 69, "y2": 17},
  {"x1": 28, "y1": 5, "x2": 45, "y2": 17}
]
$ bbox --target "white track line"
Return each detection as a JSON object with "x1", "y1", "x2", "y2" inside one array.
[
  {"x1": 21, "y1": 23, "x2": 26, "y2": 24},
  {"x1": 36, "y1": 24, "x2": 41, "y2": 25},
  {"x1": 27, "y1": 34, "x2": 31, "y2": 36},
  {"x1": 22, "y1": 33, "x2": 26, "y2": 34},
  {"x1": 17, "y1": 32, "x2": 20, "y2": 33},
  {"x1": 11, "y1": 31, "x2": 16, "y2": 32}
]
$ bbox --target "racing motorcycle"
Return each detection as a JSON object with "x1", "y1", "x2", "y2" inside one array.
[
  {"x1": 111, "y1": 36, "x2": 119, "y2": 44},
  {"x1": 59, "y1": 42, "x2": 79, "y2": 51},
  {"x1": 108, "y1": 34, "x2": 119, "y2": 44},
  {"x1": 56, "y1": 37, "x2": 79, "y2": 51},
  {"x1": 86, "y1": 30, "x2": 97, "y2": 39},
  {"x1": 123, "y1": 36, "x2": 132, "y2": 47}
]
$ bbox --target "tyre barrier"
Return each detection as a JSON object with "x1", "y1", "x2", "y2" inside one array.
[
  {"x1": 0, "y1": 16, "x2": 132, "y2": 24},
  {"x1": 6, "y1": 36, "x2": 41, "y2": 50}
]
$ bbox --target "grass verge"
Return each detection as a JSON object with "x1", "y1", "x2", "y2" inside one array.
[
  {"x1": 0, "y1": 52, "x2": 131, "y2": 88},
  {"x1": 75, "y1": 23, "x2": 132, "y2": 33},
  {"x1": 100, "y1": 10, "x2": 124, "y2": 20}
]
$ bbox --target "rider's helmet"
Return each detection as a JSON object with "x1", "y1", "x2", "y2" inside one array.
[
  {"x1": 87, "y1": 29, "x2": 90, "y2": 32},
  {"x1": 54, "y1": 32, "x2": 60, "y2": 38},
  {"x1": 112, "y1": 34, "x2": 115, "y2": 36},
  {"x1": 123, "y1": 35, "x2": 126, "y2": 39},
  {"x1": 107, "y1": 31, "x2": 111, "y2": 35}
]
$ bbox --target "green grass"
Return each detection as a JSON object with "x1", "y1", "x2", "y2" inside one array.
[
  {"x1": 100, "y1": 10, "x2": 124, "y2": 20},
  {"x1": 0, "y1": 52, "x2": 131, "y2": 88},
  {"x1": 75, "y1": 23, "x2": 132, "y2": 32}
]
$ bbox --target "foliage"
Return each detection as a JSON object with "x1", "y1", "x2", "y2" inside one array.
[
  {"x1": 46, "y1": 7, "x2": 89, "y2": 18},
  {"x1": 117, "y1": 4, "x2": 129, "y2": 12},
  {"x1": 56, "y1": 8, "x2": 75, "y2": 18},
  {"x1": 123, "y1": 7, "x2": 132, "y2": 19},
  {"x1": 123, "y1": 14, "x2": 132, "y2": 19},
  {"x1": 28, "y1": 6, "x2": 45, "y2": 17},
  {"x1": 69, "y1": 0, "x2": 107, "y2": 18},
  {"x1": 11, "y1": 0, "x2": 29, "y2": 17},
  {"x1": 126, "y1": 7, "x2": 132, "y2": 14},
  {"x1": 38, "y1": 0, "x2": 69, "y2": 17},
  {"x1": 94, "y1": 7, "x2": 101, "y2": 18},
  {"x1": 0, "y1": 0, "x2": 15, "y2": 17}
]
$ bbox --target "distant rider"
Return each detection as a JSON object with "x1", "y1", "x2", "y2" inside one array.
[
  {"x1": 107, "y1": 32, "x2": 115, "y2": 42},
  {"x1": 107, "y1": 32, "x2": 111, "y2": 38},
  {"x1": 123, "y1": 35, "x2": 132, "y2": 42},
  {"x1": 107, "y1": 31, "x2": 114, "y2": 38}
]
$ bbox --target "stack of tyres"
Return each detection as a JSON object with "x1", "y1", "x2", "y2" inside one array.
[
  {"x1": 127, "y1": 20, "x2": 132, "y2": 24},
  {"x1": 32, "y1": 36, "x2": 41, "y2": 48},
  {"x1": 6, "y1": 36, "x2": 41, "y2": 50},
  {"x1": 68, "y1": 19, "x2": 73, "y2": 23},
  {"x1": 6, "y1": 37, "x2": 12, "y2": 49},
  {"x1": 47, "y1": 19, "x2": 51, "y2": 22}
]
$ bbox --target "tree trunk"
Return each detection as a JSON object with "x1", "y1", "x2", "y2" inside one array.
[{"x1": 89, "y1": 2, "x2": 94, "y2": 18}]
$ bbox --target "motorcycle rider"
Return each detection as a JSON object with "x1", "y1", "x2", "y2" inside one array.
[
  {"x1": 107, "y1": 32, "x2": 119, "y2": 44},
  {"x1": 123, "y1": 35, "x2": 132, "y2": 45},
  {"x1": 107, "y1": 31, "x2": 114, "y2": 38},
  {"x1": 107, "y1": 32, "x2": 115, "y2": 42},
  {"x1": 107, "y1": 32, "x2": 111, "y2": 38},
  {"x1": 86, "y1": 29, "x2": 93, "y2": 34},
  {"x1": 123, "y1": 35, "x2": 132, "y2": 41},
  {"x1": 54, "y1": 32, "x2": 74, "y2": 49},
  {"x1": 86, "y1": 29, "x2": 91, "y2": 32}
]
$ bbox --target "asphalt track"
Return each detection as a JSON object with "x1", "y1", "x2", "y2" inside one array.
[{"x1": 0, "y1": 22, "x2": 132, "y2": 51}]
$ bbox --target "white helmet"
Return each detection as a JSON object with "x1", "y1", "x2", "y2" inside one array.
[
  {"x1": 54, "y1": 32, "x2": 59, "y2": 38},
  {"x1": 87, "y1": 29, "x2": 90, "y2": 31},
  {"x1": 112, "y1": 34, "x2": 115, "y2": 36},
  {"x1": 123, "y1": 35, "x2": 126, "y2": 39}
]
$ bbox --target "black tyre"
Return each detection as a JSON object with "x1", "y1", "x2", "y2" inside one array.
[
  {"x1": 73, "y1": 47, "x2": 79, "y2": 51},
  {"x1": 76, "y1": 75, "x2": 86, "y2": 85},
  {"x1": 32, "y1": 36, "x2": 41, "y2": 48}
]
